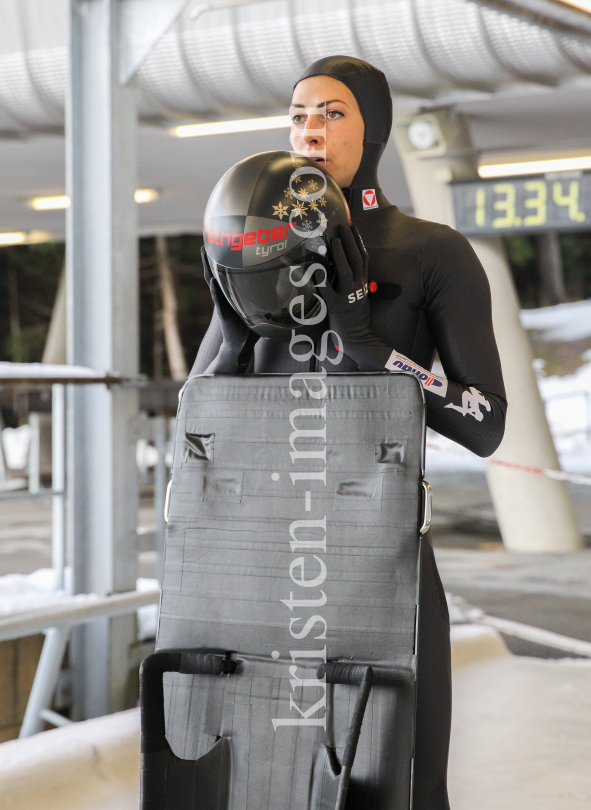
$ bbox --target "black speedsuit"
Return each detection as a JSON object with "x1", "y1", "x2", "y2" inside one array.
[{"x1": 192, "y1": 56, "x2": 507, "y2": 810}]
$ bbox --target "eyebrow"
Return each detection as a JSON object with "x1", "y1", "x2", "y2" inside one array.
[{"x1": 290, "y1": 99, "x2": 349, "y2": 109}]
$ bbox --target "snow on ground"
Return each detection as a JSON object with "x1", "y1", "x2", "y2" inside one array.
[
  {"x1": 0, "y1": 362, "x2": 111, "y2": 379},
  {"x1": 537, "y1": 361, "x2": 591, "y2": 474},
  {"x1": 519, "y1": 298, "x2": 591, "y2": 342},
  {"x1": 0, "y1": 568, "x2": 160, "y2": 640},
  {"x1": 0, "y1": 568, "x2": 72, "y2": 616}
]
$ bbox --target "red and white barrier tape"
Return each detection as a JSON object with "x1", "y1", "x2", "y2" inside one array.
[
  {"x1": 488, "y1": 457, "x2": 591, "y2": 487},
  {"x1": 426, "y1": 442, "x2": 591, "y2": 487}
]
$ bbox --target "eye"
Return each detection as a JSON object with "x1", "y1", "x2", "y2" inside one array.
[
  {"x1": 291, "y1": 114, "x2": 306, "y2": 125},
  {"x1": 326, "y1": 110, "x2": 344, "y2": 120}
]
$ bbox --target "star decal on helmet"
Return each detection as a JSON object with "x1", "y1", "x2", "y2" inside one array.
[
  {"x1": 293, "y1": 175, "x2": 302, "y2": 184},
  {"x1": 283, "y1": 187, "x2": 294, "y2": 199},
  {"x1": 291, "y1": 202, "x2": 307, "y2": 217},
  {"x1": 309, "y1": 199, "x2": 318, "y2": 210},
  {"x1": 317, "y1": 211, "x2": 328, "y2": 229},
  {"x1": 308, "y1": 180, "x2": 318, "y2": 191},
  {"x1": 318, "y1": 196, "x2": 327, "y2": 207},
  {"x1": 272, "y1": 201, "x2": 289, "y2": 220},
  {"x1": 298, "y1": 189, "x2": 310, "y2": 200}
]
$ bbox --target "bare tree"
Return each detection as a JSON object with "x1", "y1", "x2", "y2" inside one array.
[
  {"x1": 536, "y1": 232, "x2": 566, "y2": 306},
  {"x1": 155, "y1": 235, "x2": 188, "y2": 380},
  {"x1": 7, "y1": 264, "x2": 22, "y2": 361}
]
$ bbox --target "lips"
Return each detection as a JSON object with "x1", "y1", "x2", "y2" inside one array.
[{"x1": 294, "y1": 149, "x2": 328, "y2": 164}]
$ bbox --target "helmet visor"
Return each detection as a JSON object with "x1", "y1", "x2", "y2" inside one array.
[{"x1": 210, "y1": 239, "x2": 330, "y2": 334}]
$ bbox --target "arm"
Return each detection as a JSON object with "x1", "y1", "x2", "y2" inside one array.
[
  {"x1": 323, "y1": 226, "x2": 506, "y2": 457},
  {"x1": 418, "y1": 226, "x2": 506, "y2": 457},
  {"x1": 189, "y1": 309, "x2": 223, "y2": 375}
]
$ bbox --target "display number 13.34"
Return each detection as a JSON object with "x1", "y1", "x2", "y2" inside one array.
[{"x1": 476, "y1": 180, "x2": 585, "y2": 229}]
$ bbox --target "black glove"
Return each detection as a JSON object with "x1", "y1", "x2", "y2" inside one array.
[
  {"x1": 318, "y1": 225, "x2": 390, "y2": 370},
  {"x1": 202, "y1": 246, "x2": 259, "y2": 373}
]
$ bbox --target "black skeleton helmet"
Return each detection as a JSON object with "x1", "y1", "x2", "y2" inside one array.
[{"x1": 203, "y1": 150, "x2": 350, "y2": 341}]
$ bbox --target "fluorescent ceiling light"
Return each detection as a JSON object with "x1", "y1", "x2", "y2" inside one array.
[
  {"x1": 30, "y1": 195, "x2": 70, "y2": 210},
  {"x1": 134, "y1": 188, "x2": 159, "y2": 203},
  {"x1": 29, "y1": 190, "x2": 159, "y2": 208},
  {"x1": 173, "y1": 115, "x2": 291, "y2": 138},
  {"x1": 0, "y1": 232, "x2": 26, "y2": 246},
  {"x1": 479, "y1": 155, "x2": 591, "y2": 178},
  {"x1": 556, "y1": 1, "x2": 591, "y2": 13}
]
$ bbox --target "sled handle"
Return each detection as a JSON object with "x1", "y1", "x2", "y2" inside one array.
[
  {"x1": 317, "y1": 662, "x2": 373, "y2": 810},
  {"x1": 420, "y1": 480, "x2": 432, "y2": 535},
  {"x1": 164, "y1": 480, "x2": 172, "y2": 523}
]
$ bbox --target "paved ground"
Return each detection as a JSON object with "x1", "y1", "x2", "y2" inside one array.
[
  {"x1": 0, "y1": 496, "x2": 52, "y2": 577},
  {"x1": 428, "y1": 470, "x2": 591, "y2": 550},
  {"x1": 427, "y1": 471, "x2": 591, "y2": 657}
]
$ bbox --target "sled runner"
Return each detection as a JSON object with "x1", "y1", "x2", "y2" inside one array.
[{"x1": 140, "y1": 372, "x2": 431, "y2": 810}]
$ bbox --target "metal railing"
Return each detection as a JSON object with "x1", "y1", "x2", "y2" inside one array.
[
  {"x1": 4, "y1": 587, "x2": 161, "y2": 738},
  {"x1": 0, "y1": 366, "x2": 170, "y2": 738}
]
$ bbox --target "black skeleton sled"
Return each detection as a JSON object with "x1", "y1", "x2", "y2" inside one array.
[{"x1": 140, "y1": 372, "x2": 432, "y2": 810}]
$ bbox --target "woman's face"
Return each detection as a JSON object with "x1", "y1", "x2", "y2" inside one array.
[{"x1": 289, "y1": 75, "x2": 364, "y2": 189}]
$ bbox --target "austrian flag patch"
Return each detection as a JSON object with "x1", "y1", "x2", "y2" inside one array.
[
  {"x1": 385, "y1": 351, "x2": 448, "y2": 398},
  {"x1": 362, "y1": 189, "x2": 378, "y2": 210}
]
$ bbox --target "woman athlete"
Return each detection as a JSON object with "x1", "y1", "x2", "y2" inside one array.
[{"x1": 192, "y1": 55, "x2": 507, "y2": 810}]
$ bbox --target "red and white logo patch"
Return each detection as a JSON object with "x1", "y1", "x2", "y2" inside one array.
[{"x1": 362, "y1": 189, "x2": 378, "y2": 210}]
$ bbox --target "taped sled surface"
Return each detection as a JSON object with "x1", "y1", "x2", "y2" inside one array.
[{"x1": 141, "y1": 372, "x2": 427, "y2": 810}]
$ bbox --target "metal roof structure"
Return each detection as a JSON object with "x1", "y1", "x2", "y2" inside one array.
[
  {"x1": 1, "y1": 0, "x2": 591, "y2": 237},
  {"x1": 2, "y1": 0, "x2": 591, "y2": 133}
]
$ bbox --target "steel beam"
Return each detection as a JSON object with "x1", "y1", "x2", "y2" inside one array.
[
  {"x1": 66, "y1": 0, "x2": 139, "y2": 720},
  {"x1": 52, "y1": 384, "x2": 66, "y2": 591}
]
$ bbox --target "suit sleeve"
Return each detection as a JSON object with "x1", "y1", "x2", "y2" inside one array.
[
  {"x1": 418, "y1": 225, "x2": 506, "y2": 457},
  {"x1": 332, "y1": 225, "x2": 506, "y2": 457}
]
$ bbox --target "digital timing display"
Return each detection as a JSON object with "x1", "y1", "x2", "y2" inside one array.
[{"x1": 452, "y1": 173, "x2": 590, "y2": 236}]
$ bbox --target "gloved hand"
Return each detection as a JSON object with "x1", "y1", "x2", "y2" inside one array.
[
  {"x1": 317, "y1": 225, "x2": 389, "y2": 370},
  {"x1": 202, "y1": 246, "x2": 259, "y2": 373},
  {"x1": 320, "y1": 224, "x2": 369, "y2": 315}
]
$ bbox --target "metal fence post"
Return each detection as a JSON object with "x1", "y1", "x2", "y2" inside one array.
[
  {"x1": 52, "y1": 384, "x2": 66, "y2": 591},
  {"x1": 28, "y1": 413, "x2": 40, "y2": 494},
  {"x1": 19, "y1": 626, "x2": 71, "y2": 738}
]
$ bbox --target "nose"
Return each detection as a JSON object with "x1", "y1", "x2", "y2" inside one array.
[
  {"x1": 303, "y1": 113, "x2": 325, "y2": 147},
  {"x1": 290, "y1": 112, "x2": 325, "y2": 155}
]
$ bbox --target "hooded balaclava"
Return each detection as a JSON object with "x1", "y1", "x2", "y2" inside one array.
[{"x1": 294, "y1": 55, "x2": 393, "y2": 216}]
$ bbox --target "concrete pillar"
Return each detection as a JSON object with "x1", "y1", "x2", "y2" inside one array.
[
  {"x1": 66, "y1": 0, "x2": 139, "y2": 719},
  {"x1": 395, "y1": 111, "x2": 582, "y2": 552}
]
